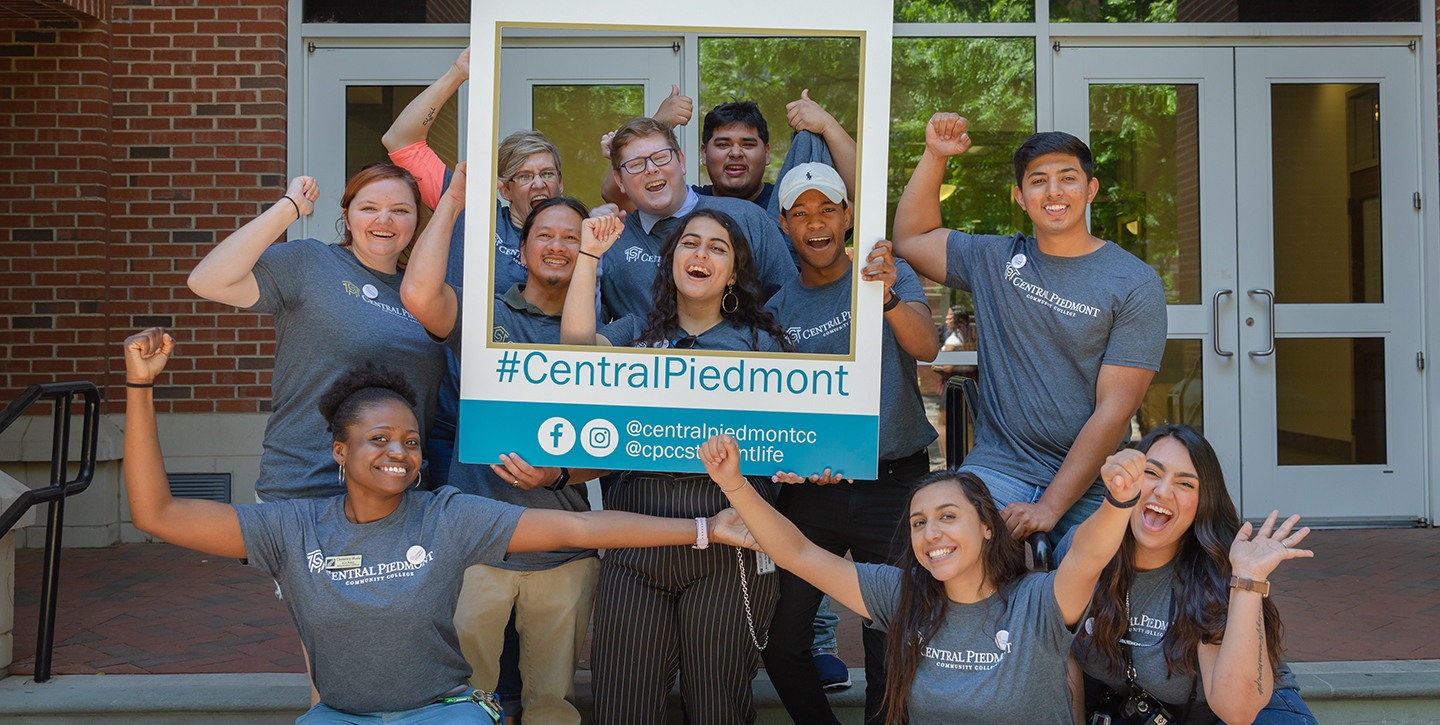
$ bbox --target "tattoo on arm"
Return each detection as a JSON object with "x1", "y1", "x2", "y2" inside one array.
[
  {"x1": 423, "y1": 107, "x2": 436, "y2": 127},
  {"x1": 1254, "y1": 610, "x2": 1265, "y2": 696}
]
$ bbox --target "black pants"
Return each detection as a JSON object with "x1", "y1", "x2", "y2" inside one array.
[
  {"x1": 763, "y1": 449, "x2": 929, "y2": 725},
  {"x1": 590, "y1": 472, "x2": 779, "y2": 725}
]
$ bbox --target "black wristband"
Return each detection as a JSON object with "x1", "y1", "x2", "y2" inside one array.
[
  {"x1": 883, "y1": 291, "x2": 901, "y2": 311},
  {"x1": 277, "y1": 195, "x2": 301, "y2": 220},
  {"x1": 1104, "y1": 488, "x2": 1142, "y2": 509},
  {"x1": 546, "y1": 467, "x2": 571, "y2": 491},
  {"x1": 578, "y1": 250, "x2": 601, "y2": 262},
  {"x1": 125, "y1": 382, "x2": 154, "y2": 388}
]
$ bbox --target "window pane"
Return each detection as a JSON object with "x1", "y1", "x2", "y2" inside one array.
[
  {"x1": 532, "y1": 85, "x2": 645, "y2": 209},
  {"x1": 1272, "y1": 84, "x2": 1382, "y2": 304},
  {"x1": 1276, "y1": 337, "x2": 1386, "y2": 465},
  {"x1": 1051, "y1": 0, "x2": 1417, "y2": 22},
  {"x1": 1133, "y1": 339, "x2": 1204, "y2": 439},
  {"x1": 304, "y1": 0, "x2": 467, "y2": 23},
  {"x1": 1090, "y1": 84, "x2": 1201, "y2": 305},
  {"x1": 894, "y1": 0, "x2": 1035, "y2": 22},
  {"x1": 346, "y1": 85, "x2": 459, "y2": 181},
  {"x1": 890, "y1": 37, "x2": 1035, "y2": 328},
  {"x1": 697, "y1": 37, "x2": 860, "y2": 187}
]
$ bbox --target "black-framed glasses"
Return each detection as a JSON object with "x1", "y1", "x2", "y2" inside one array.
[
  {"x1": 510, "y1": 170, "x2": 558, "y2": 185},
  {"x1": 619, "y1": 148, "x2": 677, "y2": 175},
  {"x1": 672, "y1": 334, "x2": 698, "y2": 349}
]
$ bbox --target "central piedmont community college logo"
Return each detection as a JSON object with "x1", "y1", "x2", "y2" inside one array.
[
  {"x1": 624, "y1": 246, "x2": 661, "y2": 264},
  {"x1": 306, "y1": 549, "x2": 325, "y2": 573}
]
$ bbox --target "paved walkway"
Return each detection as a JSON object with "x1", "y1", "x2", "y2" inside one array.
[{"x1": 8, "y1": 527, "x2": 1439, "y2": 676}]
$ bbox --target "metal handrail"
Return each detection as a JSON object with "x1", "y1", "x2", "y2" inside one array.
[
  {"x1": 942, "y1": 376, "x2": 1053, "y2": 571},
  {"x1": 0, "y1": 381, "x2": 101, "y2": 683}
]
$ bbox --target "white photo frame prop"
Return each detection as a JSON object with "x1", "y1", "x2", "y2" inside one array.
[{"x1": 460, "y1": 2, "x2": 891, "y2": 478}]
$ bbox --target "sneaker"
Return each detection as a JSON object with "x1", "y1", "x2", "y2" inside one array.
[{"x1": 813, "y1": 651, "x2": 852, "y2": 690}]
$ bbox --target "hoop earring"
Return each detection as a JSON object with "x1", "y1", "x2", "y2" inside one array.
[
  {"x1": 338, "y1": 466, "x2": 345, "y2": 485},
  {"x1": 411, "y1": 470, "x2": 423, "y2": 490},
  {"x1": 722, "y1": 284, "x2": 739, "y2": 314}
]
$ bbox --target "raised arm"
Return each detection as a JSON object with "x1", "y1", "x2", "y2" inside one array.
[
  {"x1": 560, "y1": 215, "x2": 623, "y2": 346},
  {"x1": 786, "y1": 89, "x2": 858, "y2": 197},
  {"x1": 701, "y1": 434, "x2": 870, "y2": 619},
  {"x1": 186, "y1": 177, "x2": 317, "y2": 308},
  {"x1": 1004, "y1": 364, "x2": 1154, "y2": 540},
  {"x1": 1051, "y1": 448, "x2": 1144, "y2": 627},
  {"x1": 1199, "y1": 511, "x2": 1313, "y2": 724},
  {"x1": 864, "y1": 240, "x2": 939, "y2": 362},
  {"x1": 382, "y1": 47, "x2": 467, "y2": 153},
  {"x1": 399, "y1": 162, "x2": 464, "y2": 339},
  {"x1": 122, "y1": 328, "x2": 247, "y2": 559},
  {"x1": 891, "y1": 113, "x2": 970, "y2": 283}
]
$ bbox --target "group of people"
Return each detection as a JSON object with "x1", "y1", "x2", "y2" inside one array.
[{"x1": 114, "y1": 47, "x2": 1322, "y2": 725}]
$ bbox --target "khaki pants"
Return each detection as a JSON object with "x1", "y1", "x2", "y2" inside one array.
[{"x1": 453, "y1": 557, "x2": 601, "y2": 725}]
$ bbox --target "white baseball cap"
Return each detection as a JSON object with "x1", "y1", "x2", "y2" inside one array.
[{"x1": 778, "y1": 162, "x2": 847, "y2": 211}]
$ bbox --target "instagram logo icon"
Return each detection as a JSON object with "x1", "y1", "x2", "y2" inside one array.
[{"x1": 580, "y1": 419, "x2": 619, "y2": 457}]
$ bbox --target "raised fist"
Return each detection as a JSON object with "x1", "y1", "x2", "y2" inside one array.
[
  {"x1": 925, "y1": 113, "x2": 972, "y2": 159},
  {"x1": 284, "y1": 176, "x2": 319, "y2": 218}
]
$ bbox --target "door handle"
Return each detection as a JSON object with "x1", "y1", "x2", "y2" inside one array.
[
  {"x1": 1212, "y1": 289, "x2": 1233, "y2": 357},
  {"x1": 1247, "y1": 288, "x2": 1275, "y2": 357}
]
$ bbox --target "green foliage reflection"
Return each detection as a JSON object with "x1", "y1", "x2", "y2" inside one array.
[{"x1": 893, "y1": 0, "x2": 1034, "y2": 22}]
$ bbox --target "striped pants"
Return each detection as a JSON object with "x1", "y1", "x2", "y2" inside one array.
[{"x1": 590, "y1": 472, "x2": 779, "y2": 725}]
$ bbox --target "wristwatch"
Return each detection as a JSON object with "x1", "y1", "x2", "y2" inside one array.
[
  {"x1": 1229, "y1": 575, "x2": 1270, "y2": 598},
  {"x1": 545, "y1": 468, "x2": 571, "y2": 491},
  {"x1": 883, "y1": 291, "x2": 901, "y2": 311}
]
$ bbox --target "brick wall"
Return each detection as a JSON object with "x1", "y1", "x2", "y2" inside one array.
[{"x1": 0, "y1": 0, "x2": 286, "y2": 416}]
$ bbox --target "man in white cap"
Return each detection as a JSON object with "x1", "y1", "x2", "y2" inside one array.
[{"x1": 761, "y1": 162, "x2": 939, "y2": 725}]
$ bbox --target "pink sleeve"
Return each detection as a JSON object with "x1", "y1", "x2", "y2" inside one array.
[{"x1": 388, "y1": 141, "x2": 448, "y2": 210}]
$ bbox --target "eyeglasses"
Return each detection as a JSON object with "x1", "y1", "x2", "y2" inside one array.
[
  {"x1": 510, "y1": 170, "x2": 558, "y2": 185},
  {"x1": 671, "y1": 334, "x2": 698, "y2": 349},
  {"x1": 619, "y1": 148, "x2": 677, "y2": 175}
]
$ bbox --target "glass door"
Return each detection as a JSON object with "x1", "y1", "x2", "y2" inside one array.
[
  {"x1": 498, "y1": 44, "x2": 684, "y2": 209},
  {"x1": 1234, "y1": 47, "x2": 1425, "y2": 523},
  {"x1": 1053, "y1": 47, "x2": 1241, "y2": 501},
  {"x1": 304, "y1": 46, "x2": 467, "y2": 240}
]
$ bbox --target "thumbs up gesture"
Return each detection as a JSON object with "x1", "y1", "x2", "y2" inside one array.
[
  {"x1": 654, "y1": 84, "x2": 693, "y2": 128},
  {"x1": 786, "y1": 89, "x2": 838, "y2": 136}
]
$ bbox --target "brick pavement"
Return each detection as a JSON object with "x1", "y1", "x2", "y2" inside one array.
[{"x1": 8, "y1": 527, "x2": 1439, "y2": 676}]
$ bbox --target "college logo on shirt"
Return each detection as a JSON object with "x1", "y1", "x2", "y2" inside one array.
[
  {"x1": 624, "y1": 245, "x2": 661, "y2": 264},
  {"x1": 923, "y1": 628, "x2": 1013, "y2": 672},
  {"x1": 785, "y1": 311, "x2": 851, "y2": 343},
  {"x1": 342, "y1": 281, "x2": 362, "y2": 298},
  {"x1": 323, "y1": 545, "x2": 436, "y2": 586},
  {"x1": 306, "y1": 549, "x2": 325, "y2": 573},
  {"x1": 493, "y1": 326, "x2": 511, "y2": 343},
  {"x1": 1122, "y1": 614, "x2": 1169, "y2": 645},
  {"x1": 1002, "y1": 264, "x2": 1101, "y2": 319},
  {"x1": 340, "y1": 279, "x2": 421, "y2": 325}
]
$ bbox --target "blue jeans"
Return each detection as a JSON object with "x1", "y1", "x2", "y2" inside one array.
[
  {"x1": 297, "y1": 690, "x2": 496, "y2": 724},
  {"x1": 1251, "y1": 688, "x2": 1318, "y2": 725},
  {"x1": 811, "y1": 595, "x2": 839, "y2": 653},
  {"x1": 959, "y1": 464, "x2": 1103, "y2": 545}
]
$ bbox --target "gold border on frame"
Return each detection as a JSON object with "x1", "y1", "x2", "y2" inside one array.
[{"x1": 485, "y1": 22, "x2": 868, "y2": 363}]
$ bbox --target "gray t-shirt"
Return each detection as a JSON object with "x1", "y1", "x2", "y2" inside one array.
[
  {"x1": 945, "y1": 232, "x2": 1167, "y2": 490},
  {"x1": 247, "y1": 239, "x2": 448, "y2": 501},
  {"x1": 236, "y1": 487, "x2": 524, "y2": 713},
  {"x1": 598, "y1": 314, "x2": 784, "y2": 352},
  {"x1": 1054, "y1": 532, "x2": 1301, "y2": 716},
  {"x1": 857, "y1": 564, "x2": 1076, "y2": 724},
  {"x1": 440, "y1": 283, "x2": 596, "y2": 572},
  {"x1": 599, "y1": 192, "x2": 796, "y2": 322},
  {"x1": 765, "y1": 264, "x2": 937, "y2": 460}
]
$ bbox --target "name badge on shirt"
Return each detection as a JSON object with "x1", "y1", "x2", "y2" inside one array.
[
  {"x1": 325, "y1": 555, "x2": 363, "y2": 571},
  {"x1": 756, "y1": 552, "x2": 776, "y2": 575}
]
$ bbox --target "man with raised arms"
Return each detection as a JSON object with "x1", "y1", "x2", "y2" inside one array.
[
  {"x1": 761, "y1": 163, "x2": 938, "y2": 725},
  {"x1": 892, "y1": 113, "x2": 1167, "y2": 546}
]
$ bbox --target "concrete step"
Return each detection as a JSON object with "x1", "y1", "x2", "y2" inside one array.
[{"x1": 0, "y1": 661, "x2": 1436, "y2": 724}]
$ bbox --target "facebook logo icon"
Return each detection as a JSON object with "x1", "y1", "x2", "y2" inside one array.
[{"x1": 536, "y1": 417, "x2": 576, "y2": 455}]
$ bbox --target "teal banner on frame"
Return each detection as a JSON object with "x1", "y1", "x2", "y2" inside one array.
[{"x1": 460, "y1": 399, "x2": 879, "y2": 478}]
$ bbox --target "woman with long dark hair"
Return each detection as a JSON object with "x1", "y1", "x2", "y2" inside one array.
[
  {"x1": 1066, "y1": 424, "x2": 1318, "y2": 724},
  {"x1": 558, "y1": 210, "x2": 791, "y2": 723},
  {"x1": 698, "y1": 433, "x2": 1147, "y2": 724},
  {"x1": 560, "y1": 208, "x2": 791, "y2": 352},
  {"x1": 120, "y1": 328, "x2": 758, "y2": 724}
]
